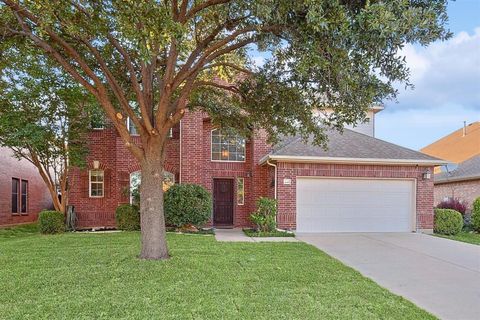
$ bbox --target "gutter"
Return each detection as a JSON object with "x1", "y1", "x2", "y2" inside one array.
[
  {"x1": 434, "y1": 175, "x2": 480, "y2": 185},
  {"x1": 266, "y1": 159, "x2": 277, "y2": 200},
  {"x1": 259, "y1": 155, "x2": 447, "y2": 166}
]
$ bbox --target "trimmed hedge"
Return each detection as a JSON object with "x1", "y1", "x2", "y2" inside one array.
[
  {"x1": 38, "y1": 210, "x2": 65, "y2": 234},
  {"x1": 115, "y1": 204, "x2": 140, "y2": 231},
  {"x1": 434, "y1": 208, "x2": 463, "y2": 235},
  {"x1": 164, "y1": 184, "x2": 212, "y2": 227},
  {"x1": 471, "y1": 197, "x2": 480, "y2": 232}
]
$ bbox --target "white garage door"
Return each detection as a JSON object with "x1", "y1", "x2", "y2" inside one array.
[{"x1": 296, "y1": 178, "x2": 415, "y2": 233}]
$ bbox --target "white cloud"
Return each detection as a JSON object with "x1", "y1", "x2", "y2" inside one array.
[
  {"x1": 392, "y1": 28, "x2": 480, "y2": 110},
  {"x1": 376, "y1": 28, "x2": 480, "y2": 150}
]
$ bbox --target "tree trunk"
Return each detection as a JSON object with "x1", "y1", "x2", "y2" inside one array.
[{"x1": 138, "y1": 138, "x2": 169, "y2": 260}]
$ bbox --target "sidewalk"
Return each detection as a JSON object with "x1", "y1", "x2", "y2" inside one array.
[{"x1": 215, "y1": 228, "x2": 298, "y2": 242}]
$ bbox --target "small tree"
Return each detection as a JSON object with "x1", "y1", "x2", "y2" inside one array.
[
  {"x1": 250, "y1": 197, "x2": 277, "y2": 232},
  {"x1": 0, "y1": 48, "x2": 97, "y2": 213}
]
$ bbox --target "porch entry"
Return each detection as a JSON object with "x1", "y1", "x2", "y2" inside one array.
[{"x1": 213, "y1": 178, "x2": 234, "y2": 226}]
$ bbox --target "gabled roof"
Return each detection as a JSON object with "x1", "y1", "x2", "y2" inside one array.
[
  {"x1": 421, "y1": 121, "x2": 480, "y2": 164},
  {"x1": 260, "y1": 128, "x2": 446, "y2": 166},
  {"x1": 435, "y1": 155, "x2": 480, "y2": 184}
]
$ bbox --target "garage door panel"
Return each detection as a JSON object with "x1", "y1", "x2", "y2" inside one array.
[{"x1": 296, "y1": 178, "x2": 414, "y2": 233}]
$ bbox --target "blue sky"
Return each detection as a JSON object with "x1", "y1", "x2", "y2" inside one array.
[{"x1": 375, "y1": 0, "x2": 480, "y2": 150}]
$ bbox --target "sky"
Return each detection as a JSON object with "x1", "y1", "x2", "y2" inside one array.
[{"x1": 375, "y1": 0, "x2": 480, "y2": 150}]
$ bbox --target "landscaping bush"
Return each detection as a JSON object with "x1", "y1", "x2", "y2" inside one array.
[
  {"x1": 38, "y1": 210, "x2": 65, "y2": 234},
  {"x1": 115, "y1": 204, "x2": 140, "y2": 230},
  {"x1": 164, "y1": 184, "x2": 212, "y2": 227},
  {"x1": 250, "y1": 197, "x2": 277, "y2": 232},
  {"x1": 471, "y1": 197, "x2": 480, "y2": 232},
  {"x1": 436, "y1": 198, "x2": 467, "y2": 215},
  {"x1": 434, "y1": 208, "x2": 463, "y2": 235}
]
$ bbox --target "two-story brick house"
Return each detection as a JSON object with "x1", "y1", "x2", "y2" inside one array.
[{"x1": 69, "y1": 108, "x2": 445, "y2": 233}]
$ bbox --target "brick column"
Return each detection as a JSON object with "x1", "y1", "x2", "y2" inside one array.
[{"x1": 180, "y1": 110, "x2": 204, "y2": 184}]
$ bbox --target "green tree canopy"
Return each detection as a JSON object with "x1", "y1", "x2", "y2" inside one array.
[
  {"x1": 0, "y1": 44, "x2": 97, "y2": 213},
  {"x1": 0, "y1": 0, "x2": 450, "y2": 259}
]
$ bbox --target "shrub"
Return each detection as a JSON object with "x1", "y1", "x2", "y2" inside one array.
[
  {"x1": 436, "y1": 198, "x2": 468, "y2": 215},
  {"x1": 164, "y1": 184, "x2": 212, "y2": 227},
  {"x1": 434, "y1": 208, "x2": 463, "y2": 235},
  {"x1": 38, "y1": 210, "x2": 65, "y2": 234},
  {"x1": 115, "y1": 204, "x2": 140, "y2": 231},
  {"x1": 471, "y1": 197, "x2": 480, "y2": 232},
  {"x1": 250, "y1": 197, "x2": 277, "y2": 232}
]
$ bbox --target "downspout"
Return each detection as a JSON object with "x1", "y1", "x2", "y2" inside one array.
[
  {"x1": 266, "y1": 158, "x2": 278, "y2": 229},
  {"x1": 266, "y1": 159, "x2": 277, "y2": 200},
  {"x1": 179, "y1": 120, "x2": 182, "y2": 183}
]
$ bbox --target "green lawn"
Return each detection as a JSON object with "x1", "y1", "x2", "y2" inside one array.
[
  {"x1": 435, "y1": 231, "x2": 480, "y2": 245},
  {"x1": 0, "y1": 230, "x2": 434, "y2": 319}
]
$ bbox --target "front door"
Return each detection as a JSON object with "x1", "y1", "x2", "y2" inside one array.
[{"x1": 213, "y1": 179, "x2": 234, "y2": 226}]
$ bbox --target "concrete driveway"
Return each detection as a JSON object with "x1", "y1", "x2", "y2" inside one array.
[{"x1": 297, "y1": 233, "x2": 480, "y2": 320}]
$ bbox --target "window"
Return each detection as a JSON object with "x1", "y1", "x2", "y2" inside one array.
[
  {"x1": 89, "y1": 170, "x2": 104, "y2": 197},
  {"x1": 21, "y1": 180, "x2": 28, "y2": 213},
  {"x1": 211, "y1": 129, "x2": 246, "y2": 162},
  {"x1": 129, "y1": 171, "x2": 175, "y2": 205},
  {"x1": 237, "y1": 178, "x2": 245, "y2": 205},
  {"x1": 127, "y1": 117, "x2": 139, "y2": 136},
  {"x1": 11, "y1": 178, "x2": 19, "y2": 214}
]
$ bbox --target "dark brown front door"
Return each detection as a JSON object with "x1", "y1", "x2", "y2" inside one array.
[{"x1": 213, "y1": 179, "x2": 234, "y2": 226}]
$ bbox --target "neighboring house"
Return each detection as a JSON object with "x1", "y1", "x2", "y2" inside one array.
[
  {"x1": 0, "y1": 147, "x2": 53, "y2": 227},
  {"x1": 421, "y1": 121, "x2": 480, "y2": 172},
  {"x1": 433, "y1": 155, "x2": 480, "y2": 211},
  {"x1": 421, "y1": 122, "x2": 480, "y2": 210},
  {"x1": 69, "y1": 107, "x2": 444, "y2": 233}
]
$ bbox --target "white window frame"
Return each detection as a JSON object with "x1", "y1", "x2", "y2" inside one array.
[
  {"x1": 127, "y1": 117, "x2": 139, "y2": 136},
  {"x1": 89, "y1": 170, "x2": 105, "y2": 198},
  {"x1": 237, "y1": 177, "x2": 245, "y2": 205},
  {"x1": 211, "y1": 129, "x2": 246, "y2": 162}
]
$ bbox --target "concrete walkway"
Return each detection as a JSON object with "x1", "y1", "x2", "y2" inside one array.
[
  {"x1": 215, "y1": 228, "x2": 298, "y2": 242},
  {"x1": 297, "y1": 233, "x2": 480, "y2": 320}
]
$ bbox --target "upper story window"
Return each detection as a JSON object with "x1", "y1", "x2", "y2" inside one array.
[
  {"x1": 211, "y1": 129, "x2": 246, "y2": 162},
  {"x1": 127, "y1": 117, "x2": 139, "y2": 136},
  {"x1": 89, "y1": 170, "x2": 104, "y2": 198}
]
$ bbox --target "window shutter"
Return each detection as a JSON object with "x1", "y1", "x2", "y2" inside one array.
[
  {"x1": 80, "y1": 171, "x2": 89, "y2": 198},
  {"x1": 104, "y1": 168, "x2": 112, "y2": 198},
  {"x1": 118, "y1": 171, "x2": 130, "y2": 203},
  {"x1": 172, "y1": 123, "x2": 180, "y2": 139}
]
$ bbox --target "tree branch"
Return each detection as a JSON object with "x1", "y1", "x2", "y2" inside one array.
[{"x1": 185, "y1": 0, "x2": 231, "y2": 21}]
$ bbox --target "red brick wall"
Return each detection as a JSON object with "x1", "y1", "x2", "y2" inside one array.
[
  {"x1": 68, "y1": 124, "x2": 180, "y2": 229},
  {"x1": 0, "y1": 147, "x2": 53, "y2": 227},
  {"x1": 275, "y1": 163, "x2": 435, "y2": 231},
  {"x1": 68, "y1": 111, "x2": 272, "y2": 229},
  {"x1": 180, "y1": 110, "x2": 270, "y2": 227},
  {"x1": 434, "y1": 179, "x2": 480, "y2": 212}
]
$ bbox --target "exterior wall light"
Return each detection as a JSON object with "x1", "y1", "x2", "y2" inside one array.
[{"x1": 423, "y1": 169, "x2": 431, "y2": 180}]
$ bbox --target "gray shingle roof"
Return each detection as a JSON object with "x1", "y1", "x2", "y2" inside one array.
[
  {"x1": 435, "y1": 155, "x2": 480, "y2": 183},
  {"x1": 266, "y1": 128, "x2": 444, "y2": 164}
]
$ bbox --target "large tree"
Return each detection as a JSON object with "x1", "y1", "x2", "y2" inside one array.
[
  {"x1": 0, "y1": 0, "x2": 450, "y2": 260},
  {"x1": 0, "y1": 45, "x2": 97, "y2": 214}
]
